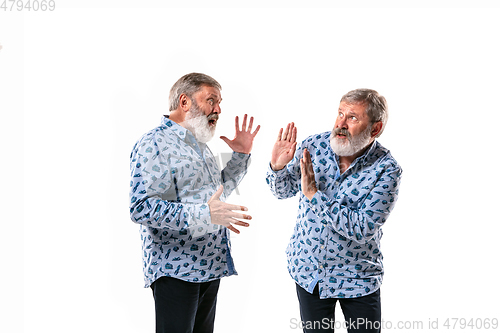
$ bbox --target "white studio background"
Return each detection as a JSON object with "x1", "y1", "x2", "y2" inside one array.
[{"x1": 2, "y1": 1, "x2": 500, "y2": 332}]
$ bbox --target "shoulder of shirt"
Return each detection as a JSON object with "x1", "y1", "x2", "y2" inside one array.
[
  {"x1": 371, "y1": 141, "x2": 401, "y2": 171},
  {"x1": 299, "y1": 131, "x2": 331, "y2": 146},
  {"x1": 131, "y1": 122, "x2": 176, "y2": 151}
]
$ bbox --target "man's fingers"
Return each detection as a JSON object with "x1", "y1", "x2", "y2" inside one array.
[
  {"x1": 230, "y1": 211, "x2": 252, "y2": 220},
  {"x1": 252, "y1": 124, "x2": 261, "y2": 137},
  {"x1": 300, "y1": 159, "x2": 308, "y2": 182},
  {"x1": 226, "y1": 219, "x2": 250, "y2": 234},
  {"x1": 242, "y1": 114, "x2": 248, "y2": 131},
  {"x1": 220, "y1": 136, "x2": 231, "y2": 145},
  {"x1": 304, "y1": 148, "x2": 313, "y2": 168},
  {"x1": 283, "y1": 123, "x2": 290, "y2": 141},
  {"x1": 234, "y1": 116, "x2": 240, "y2": 132},
  {"x1": 209, "y1": 188, "x2": 253, "y2": 234},
  {"x1": 232, "y1": 219, "x2": 250, "y2": 227},
  {"x1": 301, "y1": 151, "x2": 313, "y2": 177},
  {"x1": 247, "y1": 115, "x2": 253, "y2": 132},
  {"x1": 221, "y1": 201, "x2": 248, "y2": 212},
  {"x1": 291, "y1": 125, "x2": 297, "y2": 143},
  {"x1": 279, "y1": 122, "x2": 296, "y2": 142},
  {"x1": 227, "y1": 225, "x2": 240, "y2": 234},
  {"x1": 304, "y1": 148, "x2": 310, "y2": 163},
  {"x1": 287, "y1": 123, "x2": 295, "y2": 141}
]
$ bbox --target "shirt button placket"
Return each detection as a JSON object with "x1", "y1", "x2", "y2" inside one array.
[{"x1": 319, "y1": 228, "x2": 327, "y2": 279}]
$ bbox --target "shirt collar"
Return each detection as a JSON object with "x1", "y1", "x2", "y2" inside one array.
[
  {"x1": 358, "y1": 140, "x2": 379, "y2": 164},
  {"x1": 162, "y1": 115, "x2": 188, "y2": 140},
  {"x1": 162, "y1": 115, "x2": 205, "y2": 152}
]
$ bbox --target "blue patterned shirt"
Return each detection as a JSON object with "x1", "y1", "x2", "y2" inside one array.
[
  {"x1": 266, "y1": 131, "x2": 402, "y2": 299},
  {"x1": 130, "y1": 116, "x2": 250, "y2": 288}
]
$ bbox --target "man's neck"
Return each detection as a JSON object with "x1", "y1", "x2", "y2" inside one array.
[{"x1": 338, "y1": 156, "x2": 356, "y2": 174}]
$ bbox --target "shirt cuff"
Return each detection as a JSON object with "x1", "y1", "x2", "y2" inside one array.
[
  {"x1": 267, "y1": 162, "x2": 288, "y2": 177},
  {"x1": 306, "y1": 191, "x2": 327, "y2": 216},
  {"x1": 234, "y1": 151, "x2": 251, "y2": 160}
]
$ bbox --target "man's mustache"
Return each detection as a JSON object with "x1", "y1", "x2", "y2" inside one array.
[
  {"x1": 333, "y1": 128, "x2": 351, "y2": 139},
  {"x1": 207, "y1": 113, "x2": 219, "y2": 121}
]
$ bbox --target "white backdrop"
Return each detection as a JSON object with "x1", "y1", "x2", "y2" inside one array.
[{"x1": 2, "y1": 1, "x2": 500, "y2": 332}]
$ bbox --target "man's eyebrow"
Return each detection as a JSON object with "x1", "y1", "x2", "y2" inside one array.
[
  {"x1": 208, "y1": 94, "x2": 222, "y2": 102},
  {"x1": 338, "y1": 108, "x2": 359, "y2": 116}
]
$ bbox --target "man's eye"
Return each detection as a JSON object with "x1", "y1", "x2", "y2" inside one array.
[
  {"x1": 350, "y1": 116, "x2": 357, "y2": 121},
  {"x1": 208, "y1": 99, "x2": 214, "y2": 105}
]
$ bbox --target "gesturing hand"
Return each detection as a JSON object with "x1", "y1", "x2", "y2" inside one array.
[
  {"x1": 271, "y1": 122, "x2": 297, "y2": 171},
  {"x1": 207, "y1": 185, "x2": 252, "y2": 234},
  {"x1": 300, "y1": 148, "x2": 318, "y2": 200},
  {"x1": 220, "y1": 114, "x2": 260, "y2": 154}
]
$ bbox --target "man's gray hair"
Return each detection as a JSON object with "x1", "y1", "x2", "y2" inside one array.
[
  {"x1": 341, "y1": 89, "x2": 388, "y2": 138},
  {"x1": 169, "y1": 73, "x2": 222, "y2": 111}
]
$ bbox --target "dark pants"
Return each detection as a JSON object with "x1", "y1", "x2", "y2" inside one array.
[
  {"x1": 296, "y1": 284, "x2": 381, "y2": 333},
  {"x1": 150, "y1": 277, "x2": 220, "y2": 333}
]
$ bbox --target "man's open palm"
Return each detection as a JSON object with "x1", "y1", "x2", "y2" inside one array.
[
  {"x1": 271, "y1": 122, "x2": 297, "y2": 171},
  {"x1": 220, "y1": 114, "x2": 260, "y2": 154}
]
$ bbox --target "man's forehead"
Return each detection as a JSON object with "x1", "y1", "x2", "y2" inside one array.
[
  {"x1": 339, "y1": 101, "x2": 366, "y2": 113},
  {"x1": 201, "y1": 85, "x2": 220, "y2": 95},
  {"x1": 197, "y1": 85, "x2": 222, "y2": 100}
]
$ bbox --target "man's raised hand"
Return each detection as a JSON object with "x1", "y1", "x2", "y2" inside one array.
[
  {"x1": 271, "y1": 122, "x2": 297, "y2": 171},
  {"x1": 300, "y1": 148, "x2": 318, "y2": 200},
  {"x1": 220, "y1": 114, "x2": 260, "y2": 155}
]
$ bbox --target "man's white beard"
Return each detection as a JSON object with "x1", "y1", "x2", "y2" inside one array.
[
  {"x1": 184, "y1": 103, "x2": 216, "y2": 143},
  {"x1": 330, "y1": 124, "x2": 373, "y2": 156}
]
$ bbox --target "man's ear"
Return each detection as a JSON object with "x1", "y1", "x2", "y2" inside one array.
[
  {"x1": 371, "y1": 121, "x2": 383, "y2": 138},
  {"x1": 179, "y1": 94, "x2": 191, "y2": 112}
]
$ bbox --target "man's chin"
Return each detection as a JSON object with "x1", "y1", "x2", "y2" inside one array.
[
  {"x1": 194, "y1": 126, "x2": 216, "y2": 143},
  {"x1": 330, "y1": 139, "x2": 356, "y2": 157}
]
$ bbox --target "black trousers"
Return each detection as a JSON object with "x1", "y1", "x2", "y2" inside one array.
[
  {"x1": 296, "y1": 284, "x2": 381, "y2": 333},
  {"x1": 150, "y1": 277, "x2": 220, "y2": 333}
]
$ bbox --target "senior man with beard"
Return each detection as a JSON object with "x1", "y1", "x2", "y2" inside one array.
[
  {"x1": 266, "y1": 89, "x2": 402, "y2": 333},
  {"x1": 130, "y1": 73, "x2": 260, "y2": 333}
]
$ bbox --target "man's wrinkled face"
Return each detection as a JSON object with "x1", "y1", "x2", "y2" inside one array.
[
  {"x1": 184, "y1": 85, "x2": 222, "y2": 143},
  {"x1": 330, "y1": 101, "x2": 373, "y2": 156}
]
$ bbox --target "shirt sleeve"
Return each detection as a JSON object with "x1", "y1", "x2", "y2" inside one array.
[
  {"x1": 129, "y1": 136, "x2": 216, "y2": 234},
  {"x1": 220, "y1": 152, "x2": 251, "y2": 199},
  {"x1": 306, "y1": 162, "x2": 402, "y2": 243}
]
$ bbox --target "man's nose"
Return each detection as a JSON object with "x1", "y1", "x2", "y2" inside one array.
[
  {"x1": 336, "y1": 118, "x2": 347, "y2": 129},
  {"x1": 213, "y1": 103, "x2": 221, "y2": 114}
]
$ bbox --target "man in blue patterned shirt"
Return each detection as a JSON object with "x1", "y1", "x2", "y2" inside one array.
[
  {"x1": 130, "y1": 73, "x2": 260, "y2": 333},
  {"x1": 266, "y1": 89, "x2": 402, "y2": 332}
]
